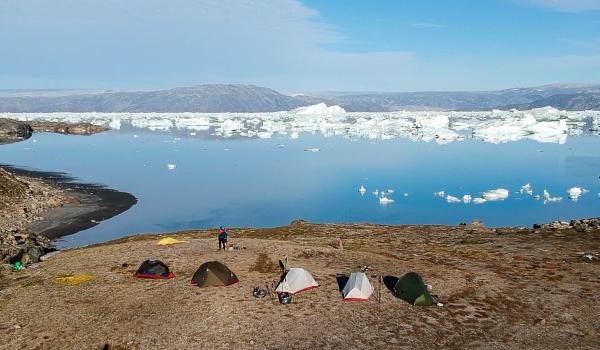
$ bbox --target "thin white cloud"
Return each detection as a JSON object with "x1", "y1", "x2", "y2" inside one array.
[
  {"x1": 514, "y1": 0, "x2": 600, "y2": 12},
  {"x1": 0, "y1": 0, "x2": 414, "y2": 91}
]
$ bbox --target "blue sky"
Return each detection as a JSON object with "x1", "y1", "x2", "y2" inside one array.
[{"x1": 1, "y1": 0, "x2": 599, "y2": 92}]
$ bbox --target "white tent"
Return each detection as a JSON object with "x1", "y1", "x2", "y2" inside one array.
[
  {"x1": 275, "y1": 267, "x2": 318, "y2": 294},
  {"x1": 342, "y1": 272, "x2": 373, "y2": 301}
]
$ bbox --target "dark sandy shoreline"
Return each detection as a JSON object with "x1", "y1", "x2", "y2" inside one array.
[{"x1": 1, "y1": 165, "x2": 137, "y2": 240}]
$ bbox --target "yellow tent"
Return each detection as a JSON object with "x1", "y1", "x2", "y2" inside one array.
[{"x1": 157, "y1": 237, "x2": 186, "y2": 245}]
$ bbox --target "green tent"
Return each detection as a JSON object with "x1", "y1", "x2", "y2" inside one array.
[
  {"x1": 393, "y1": 272, "x2": 435, "y2": 306},
  {"x1": 191, "y1": 261, "x2": 239, "y2": 287}
]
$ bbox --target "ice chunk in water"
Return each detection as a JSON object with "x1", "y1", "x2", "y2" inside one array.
[
  {"x1": 359, "y1": 185, "x2": 366, "y2": 195},
  {"x1": 520, "y1": 183, "x2": 533, "y2": 195},
  {"x1": 434, "y1": 191, "x2": 445, "y2": 197},
  {"x1": 379, "y1": 196, "x2": 394, "y2": 204},
  {"x1": 567, "y1": 187, "x2": 588, "y2": 202},
  {"x1": 543, "y1": 189, "x2": 562, "y2": 203},
  {"x1": 473, "y1": 198, "x2": 487, "y2": 204},
  {"x1": 462, "y1": 194, "x2": 472, "y2": 204},
  {"x1": 482, "y1": 188, "x2": 509, "y2": 201},
  {"x1": 446, "y1": 195, "x2": 461, "y2": 203},
  {"x1": 167, "y1": 164, "x2": 177, "y2": 170},
  {"x1": 304, "y1": 148, "x2": 320, "y2": 152}
]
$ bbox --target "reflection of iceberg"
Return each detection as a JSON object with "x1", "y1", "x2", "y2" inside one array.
[{"x1": 293, "y1": 103, "x2": 346, "y2": 115}]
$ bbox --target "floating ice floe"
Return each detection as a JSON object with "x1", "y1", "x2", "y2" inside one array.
[
  {"x1": 434, "y1": 191, "x2": 445, "y2": 197},
  {"x1": 567, "y1": 187, "x2": 588, "y2": 202},
  {"x1": 446, "y1": 195, "x2": 461, "y2": 203},
  {"x1": 304, "y1": 148, "x2": 320, "y2": 152},
  {"x1": 543, "y1": 189, "x2": 562, "y2": 203},
  {"x1": 462, "y1": 194, "x2": 472, "y2": 204},
  {"x1": 520, "y1": 183, "x2": 533, "y2": 195},
  {"x1": 167, "y1": 164, "x2": 177, "y2": 170},
  {"x1": 359, "y1": 185, "x2": 366, "y2": 195},
  {"x1": 379, "y1": 196, "x2": 394, "y2": 204},
  {"x1": 403, "y1": 193, "x2": 409, "y2": 197},
  {"x1": 3, "y1": 107, "x2": 598, "y2": 144},
  {"x1": 473, "y1": 198, "x2": 487, "y2": 204},
  {"x1": 482, "y1": 188, "x2": 509, "y2": 201},
  {"x1": 372, "y1": 189, "x2": 379, "y2": 196}
]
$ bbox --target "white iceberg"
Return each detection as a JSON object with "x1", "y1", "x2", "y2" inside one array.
[
  {"x1": 359, "y1": 185, "x2": 366, "y2": 195},
  {"x1": 304, "y1": 148, "x2": 320, "y2": 152},
  {"x1": 473, "y1": 198, "x2": 487, "y2": 204},
  {"x1": 543, "y1": 189, "x2": 562, "y2": 203},
  {"x1": 446, "y1": 195, "x2": 461, "y2": 203},
  {"x1": 482, "y1": 188, "x2": 509, "y2": 201},
  {"x1": 372, "y1": 189, "x2": 379, "y2": 196},
  {"x1": 434, "y1": 191, "x2": 445, "y2": 197},
  {"x1": 167, "y1": 164, "x2": 177, "y2": 170},
  {"x1": 293, "y1": 103, "x2": 346, "y2": 115},
  {"x1": 379, "y1": 196, "x2": 394, "y2": 205},
  {"x1": 519, "y1": 183, "x2": 533, "y2": 195},
  {"x1": 567, "y1": 187, "x2": 588, "y2": 202},
  {"x1": 462, "y1": 194, "x2": 472, "y2": 204}
]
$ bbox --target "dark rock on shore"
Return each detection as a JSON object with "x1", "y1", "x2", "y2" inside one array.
[
  {"x1": 533, "y1": 218, "x2": 600, "y2": 232},
  {"x1": 0, "y1": 118, "x2": 33, "y2": 144},
  {"x1": 29, "y1": 121, "x2": 109, "y2": 135},
  {"x1": 0, "y1": 229, "x2": 54, "y2": 264}
]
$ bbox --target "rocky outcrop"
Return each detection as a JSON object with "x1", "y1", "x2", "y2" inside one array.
[
  {"x1": 0, "y1": 168, "x2": 64, "y2": 264},
  {"x1": 533, "y1": 218, "x2": 600, "y2": 232},
  {"x1": 29, "y1": 121, "x2": 109, "y2": 135},
  {"x1": 0, "y1": 118, "x2": 33, "y2": 144},
  {"x1": 0, "y1": 229, "x2": 54, "y2": 264}
]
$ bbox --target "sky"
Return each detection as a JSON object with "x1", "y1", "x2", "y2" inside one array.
[{"x1": 1, "y1": 0, "x2": 599, "y2": 92}]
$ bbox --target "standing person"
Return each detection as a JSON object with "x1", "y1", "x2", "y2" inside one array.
[{"x1": 218, "y1": 226, "x2": 228, "y2": 251}]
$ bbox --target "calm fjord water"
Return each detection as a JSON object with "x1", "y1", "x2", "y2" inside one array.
[{"x1": 1, "y1": 129, "x2": 599, "y2": 248}]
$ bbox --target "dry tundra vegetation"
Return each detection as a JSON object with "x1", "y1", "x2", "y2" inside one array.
[{"x1": 1, "y1": 220, "x2": 599, "y2": 349}]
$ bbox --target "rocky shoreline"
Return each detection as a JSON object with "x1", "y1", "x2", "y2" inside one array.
[{"x1": 0, "y1": 118, "x2": 134, "y2": 265}]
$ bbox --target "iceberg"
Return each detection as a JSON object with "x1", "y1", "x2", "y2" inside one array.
[
  {"x1": 167, "y1": 164, "x2": 176, "y2": 170},
  {"x1": 434, "y1": 191, "x2": 445, "y2": 197},
  {"x1": 543, "y1": 189, "x2": 562, "y2": 203},
  {"x1": 446, "y1": 195, "x2": 461, "y2": 203},
  {"x1": 462, "y1": 194, "x2": 472, "y2": 204},
  {"x1": 304, "y1": 148, "x2": 320, "y2": 152},
  {"x1": 379, "y1": 196, "x2": 394, "y2": 205},
  {"x1": 567, "y1": 187, "x2": 588, "y2": 202},
  {"x1": 473, "y1": 198, "x2": 487, "y2": 204},
  {"x1": 482, "y1": 188, "x2": 509, "y2": 201},
  {"x1": 292, "y1": 103, "x2": 346, "y2": 115},
  {"x1": 359, "y1": 185, "x2": 366, "y2": 195},
  {"x1": 519, "y1": 183, "x2": 533, "y2": 195}
]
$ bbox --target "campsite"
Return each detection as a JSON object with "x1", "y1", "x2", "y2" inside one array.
[{"x1": 1, "y1": 221, "x2": 599, "y2": 349}]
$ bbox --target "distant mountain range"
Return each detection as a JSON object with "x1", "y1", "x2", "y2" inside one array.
[{"x1": 0, "y1": 83, "x2": 599, "y2": 112}]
